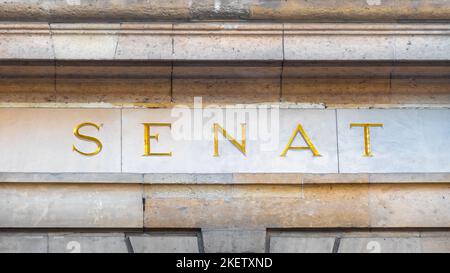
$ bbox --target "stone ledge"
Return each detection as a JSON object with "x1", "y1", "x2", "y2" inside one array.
[
  {"x1": 1, "y1": 172, "x2": 449, "y2": 184},
  {"x1": 0, "y1": 23, "x2": 449, "y2": 61}
]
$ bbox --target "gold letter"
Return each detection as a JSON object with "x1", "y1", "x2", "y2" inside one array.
[
  {"x1": 142, "y1": 123, "x2": 172, "y2": 156},
  {"x1": 213, "y1": 123, "x2": 246, "y2": 156},
  {"x1": 350, "y1": 123, "x2": 383, "y2": 157},
  {"x1": 280, "y1": 124, "x2": 321, "y2": 157},
  {"x1": 72, "y1": 122, "x2": 103, "y2": 156}
]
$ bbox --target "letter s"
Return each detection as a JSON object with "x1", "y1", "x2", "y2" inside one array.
[{"x1": 72, "y1": 122, "x2": 103, "y2": 156}]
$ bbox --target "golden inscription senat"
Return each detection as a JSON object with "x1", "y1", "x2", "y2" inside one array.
[
  {"x1": 350, "y1": 123, "x2": 384, "y2": 157},
  {"x1": 213, "y1": 123, "x2": 246, "y2": 156},
  {"x1": 72, "y1": 120, "x2": 384, "y2": 158},
  {"x1": 72, "y1": 122, "x2": 103, "y2": 156},
  {"x1": 280, "y1": 124, "x2": 321, "y2": 157},
  {"x1": 142, "y1": 123, "x2": 172, "y2": 156}
]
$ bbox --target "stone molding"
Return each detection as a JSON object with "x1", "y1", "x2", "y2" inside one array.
[
  {"x1": 0, "y1": 172, "x2": 449, "y2": 184},
  {"x1": 0, "y1": 22, "x2": 449, "y2": 61}
]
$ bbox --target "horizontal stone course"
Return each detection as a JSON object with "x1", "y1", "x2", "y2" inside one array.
[
  {"x1": 0, "y1": 23, "x2": 448, "y2": 105},
  {"x1": 0, "y1": 1, "x2": 449, "y2": 21},
  {"x1": 0, "y1": 230, "x2": 449, "y2": 253},
  {"x1": 2, "y1": 172, "x2": 450, "y2": 184},
  {"x1": 1, "y1": 23, "x2": 449, "y2": 61}
]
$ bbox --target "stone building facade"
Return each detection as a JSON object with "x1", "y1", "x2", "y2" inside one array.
[{"x1": 0, "y1": 0, "x2": 449, "y2": 253}]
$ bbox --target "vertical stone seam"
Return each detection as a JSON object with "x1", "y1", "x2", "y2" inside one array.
[
  {"x1": 332, "y1": 237, "x2": 341, "y2": 253},
  {"x1": 264, "y1": 230, "x2": 271, "y2": 253},
  {"x1": 368, "y1": 183, "x2": 372, "y2": 229},
  {"x1": 197, "y1": 230, "x2": 205, "y2": 253},
  {"x1": 170, "y1": 23, "x2": 175, "y2": 103},
  {"x1": 141, "y1": 183, "x2": 145, "y2": 231},
  {"x1": 120, "y1": 108, "x2": 123, "y2": 173},
  {"x1": 49, "y1": 23, "x2": 57, "y2": 103},
  {"x1": 113, "y1": 23, "x2": 122, "y2": 60},
  {"x1": 279, "y1": 23, "x2": 285, "y2": 102},
  {"x1": 46, "y1": 233, "x2": 50, "y2": 253},
  {"x1": 125, "y1": 235, "x2": 135, "y2": 253},
  {"x1": 335, "y1": 109, "x2": 340, "y2": 173}
]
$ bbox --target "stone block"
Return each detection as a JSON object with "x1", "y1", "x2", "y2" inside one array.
[
  {"x1": 202, "y1": 228, "x2": 266, "y2": 253},
  {"x1": 144, "y1": 184, "x2": 369, "y2": 229},
  {"x1": 284, "y1": 24, "x2": 395, "y2": 60},
  {"x1": 0, "y1": 234, "x2": 47, "y2": 253},
  {"x1": 48, "y1": 233, "x2": 128, "y2": 253},
  {"x1": 369, "y1": 184, "x2": 450, "y2": 227},
  {"x1": 421, "y1": 237, "x2": 450, "y2": 253},
  {"x1": 0, "y1": 23, "x2": 54, "y2": 59},
  {"x1": 395, "y1": 35, "x2": 450, "y2": 61},
  {"x1": 269, "y1": 236, "x2": 335, "y2": 253},
  {"x1": 115, "y1": 23, "x2": 173, "y2": 60},
  {"x1": 0, "y1": 184, "x2": 143, "y2": 228},
  {"x1": 51, "y1": 24, "x2": 120, "y2": 60},
  {"x1": 129, "y1": 235, "x2": 200, "y2": 253},
  {"x1": 172, "y1": 23, "x2": 283, "y2": 60},
  {"x1": 338, "y1": 237, "x2": 421, "y2": 253}
]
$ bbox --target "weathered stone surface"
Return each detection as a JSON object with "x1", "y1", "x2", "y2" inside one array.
[
  {"x1": 0, "y1": 234, "x2": 47, "y2": 253},
  {"x1": 232, "y1": 173, "x2": 369, "y2": 184},
  {"x1": 129, "y1": 235, "x2": 200, "y2": 253},
  {"x1": 48, "y1": 233, "x2": 128, "y2": 253},
  {"x1": 172, "y1": 62, "x2": 282, "y2": 104},
  {"x1": 172, "y1": 23, "x2": 283, "y2": 60},
  {"x1": 55, "y1": 61, "x2": 171, "y2": 103},
  {"x1": 51, "y1": 24, "x2": 120, "y2": 60},
  {"x1": 421, "y1": 237, "x2": 450, "y2": 253},
  {"x1": 202, "y1": 228, "x2": 266, "y2": 253},
  {"x1": 0, "y1": 61, "x2": 55, "y2": 103},
  {"x1": 395, "y1": 35, "x2": 450, "y2": 61},
  {"x1": 0, "y1": 184, "x2": 143, "y2": 228},
  {"x1": 282, "y1": 62, "x2": 391, "y2": 104},
  {"x1": 270, "y1": 236, "x2": 335, "y2": 253},
  {"x1": 285, "y1": 26, "x2": 395, "y2": 61},
  {"x1": 369, "y1": 173, "x2": 450, "y2": 183},
  {"x1": 369, "y1": 184, "x2": 450, "y2": 227},
  {"x1": 284, "y1": 24, "x2": 450, "y2": 61},
  {"x1": 115, "y1": 23, "x2": 173, "y2": 60},
  {"x1": 144, "y1": 184, "x2": 369, "y2": 228},
  {"x1": 338, "y1": 237, "x2": 421, "y2": 253},
  {"x1": 390, "y1": 63, "x2": 450, "y2": 104},
  {"x1": 0, "y1": 173, "x2": 143, "y2": 184},
  {"x1": 0, "y1": 23, "x2": 54, "y2": 59}
]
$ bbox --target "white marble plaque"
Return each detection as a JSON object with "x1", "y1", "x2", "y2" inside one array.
[
  {"x1": 0, "y1": 108, "x2": 449, "y2": 174},
  {"x1": 0, "y1": 108, "x2": 121, "y2": 172},
  {"x1": 337, "y1": 109, "x2": 450, "y2": 173}
]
